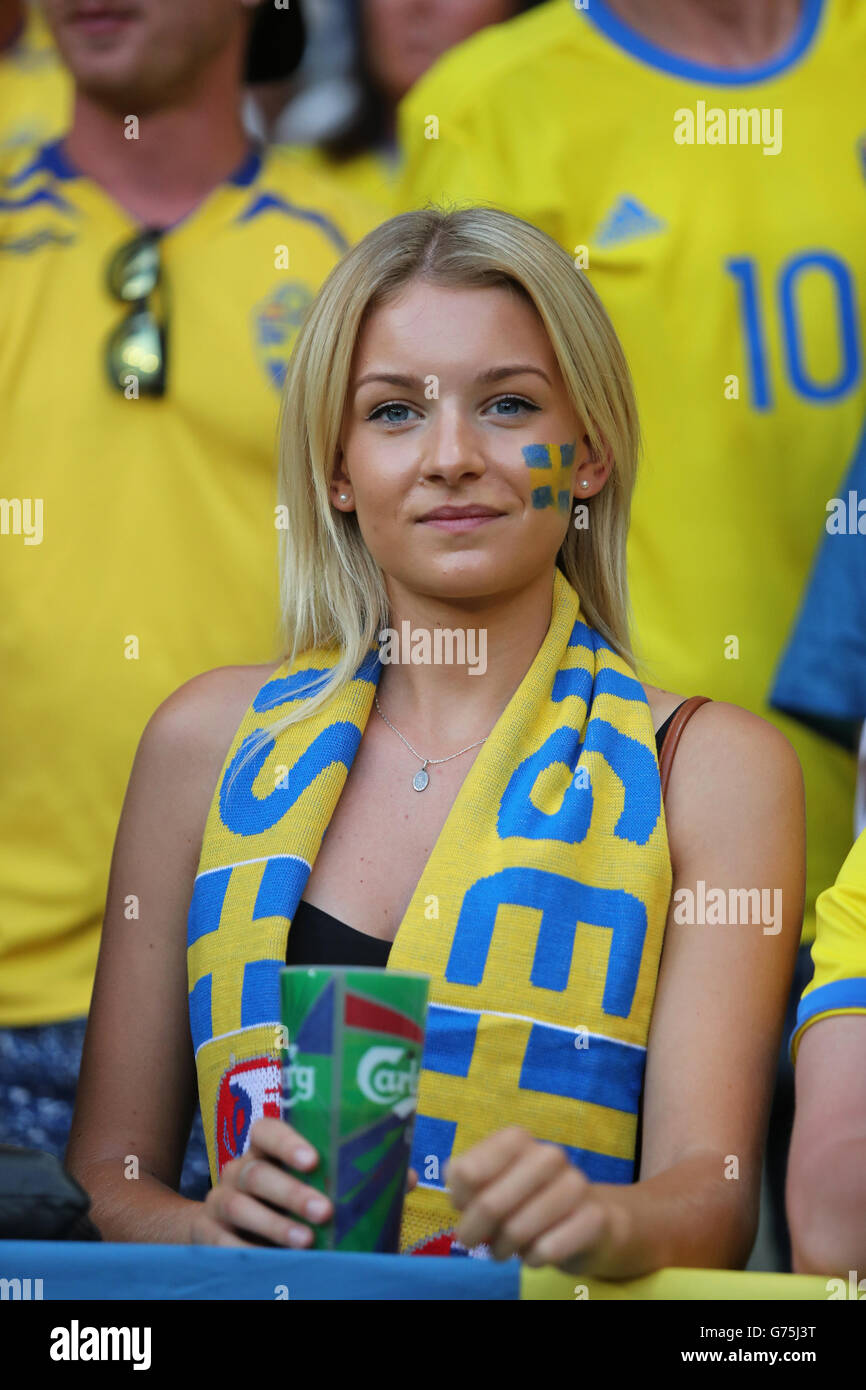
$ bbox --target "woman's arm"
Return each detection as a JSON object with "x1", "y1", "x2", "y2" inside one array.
[
  {"x1": 448, "y1": 701, "x2": 806, "y2": 1276},
  {"x1": 605, "y1": 700, "x2": 806, "y2": 1272},
  {"x1": 65, "y1": 665, "x2": 269, "y2": 1242},
  {"x1": 786, "y1": 1015, "x2": 866, "y2": 1274}
]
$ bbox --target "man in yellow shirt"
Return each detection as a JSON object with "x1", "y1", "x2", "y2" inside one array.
[
  {"x1": 395, "y1": 0, "x2": 866, "y2": 1266},
  {"x1": 0, "y1": 0, "x2": 375, "y2": 1195},
  {"x1": 787, "y1": 831, "x2": 866, "y2": 1273}
]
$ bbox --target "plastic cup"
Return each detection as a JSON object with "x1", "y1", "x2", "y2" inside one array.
[{"x1": 279, "y1": 965, "x2": 430, "y2": 1252}]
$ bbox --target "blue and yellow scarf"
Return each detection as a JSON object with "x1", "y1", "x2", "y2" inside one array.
[{"x1": 187, "y1": 570, "x2": 672, "y2": 1254}]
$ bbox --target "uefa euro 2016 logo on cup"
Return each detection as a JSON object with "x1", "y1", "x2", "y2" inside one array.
[{"x1": 279, "y1": 966, "x2": 430, "y2": 1253}]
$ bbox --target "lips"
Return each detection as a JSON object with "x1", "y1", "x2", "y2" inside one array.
[
  {"x1": 68, "y1": 5, "x2": 137, "y2": 29},
  {"x1": 419, "y1": 506, "x2": 503, "y2": 521},
  {"x1": 417, "y1": 505, "x2": 505, "y2": 535}
]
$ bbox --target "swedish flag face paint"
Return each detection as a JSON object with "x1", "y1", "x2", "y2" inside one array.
[{"x1": 522, "y1": 442, "x2": 577, "y2": 513}]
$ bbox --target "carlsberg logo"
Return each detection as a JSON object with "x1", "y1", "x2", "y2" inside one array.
[{"x1": 357, "y1": 1046, "x2": 419, "y2": 1105}]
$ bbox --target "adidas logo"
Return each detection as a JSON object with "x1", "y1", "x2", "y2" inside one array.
[{"x1": 593, "y1": 196, "x2": 665, "y2": 248}]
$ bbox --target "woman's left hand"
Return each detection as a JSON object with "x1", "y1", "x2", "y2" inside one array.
[{"x1": 446, "y1": 1126, "x2": 621, "y2": 1272}]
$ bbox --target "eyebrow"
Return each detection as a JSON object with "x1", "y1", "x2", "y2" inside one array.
[{"x1": 353, "y1": 364, "x2": 551, "y2": 391}]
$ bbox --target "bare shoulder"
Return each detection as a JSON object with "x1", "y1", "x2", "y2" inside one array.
[
  {"x1": 664, "y1": 697, "x2": 803, "y2": 785},
  {"x1": 662, "y1": 697, "x2": 805, "y2": 872},
  {"x1": 143, "y1": 662, "x2": 279, "y2": 754},
  {"x1": 131, "y1": 662, "x2": 282, "y2": 842},
  {"x1": 642, "y1": 682, "x2": 801, "y2": 773},
  {"x1": 641, "y1": 683, "x2": 804, "y2": 861}
]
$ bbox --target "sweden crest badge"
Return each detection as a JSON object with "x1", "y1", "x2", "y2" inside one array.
[{"x1": 253, "y1": 281, "x2": 313, "y2": 389}]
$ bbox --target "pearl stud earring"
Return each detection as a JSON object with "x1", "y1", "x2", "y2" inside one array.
[{"x1": 578, "y1": 480, "x2": 590, "y2": 490}]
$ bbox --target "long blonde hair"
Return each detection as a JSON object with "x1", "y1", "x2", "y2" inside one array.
[{"x1": 273, "y1": 205, "x2": 641, "y2": 728}]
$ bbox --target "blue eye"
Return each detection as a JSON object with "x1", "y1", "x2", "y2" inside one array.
[
  {"x1": 488, "y1": 395, "x2": 540, "y2": 417},
  {"x1": 368, "y1": 402, "x2": 418, "y2": 425}
]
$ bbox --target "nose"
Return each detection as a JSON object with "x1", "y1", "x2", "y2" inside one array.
[{"x1": 419, "y1": 401, "x2": 486, "y2": 485}]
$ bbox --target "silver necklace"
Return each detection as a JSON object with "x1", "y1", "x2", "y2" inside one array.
[{"x1": 374, "y1": 692, "x2": 490, "y2": 792}]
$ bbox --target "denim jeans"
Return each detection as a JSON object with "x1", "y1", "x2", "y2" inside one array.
[{"x1": 0, "y1": 1017, "x2": 212, "y2": 1204}]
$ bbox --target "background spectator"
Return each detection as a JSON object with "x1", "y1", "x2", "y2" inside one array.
[
  {"x1": 0, "y1": 0, "x2": 375, "y2": 1198},
  {"x1": 247, "y1": 0, "x2": 544, "y2": 209},
  {"x1": 787, "y1": 830, "x2": 866, "y2": 1273},
  {"x1": 771, "y1": 422, "x2": 866, "y2": 836}
]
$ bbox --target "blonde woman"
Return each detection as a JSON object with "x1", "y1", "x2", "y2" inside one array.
[{"x1": 67, "y1": 208, "x2": 805, "y2": 1276}]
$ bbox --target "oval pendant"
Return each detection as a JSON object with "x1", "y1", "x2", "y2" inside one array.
[{"x1": 412, "y1": 768, "x2": 429, "y2": 792}]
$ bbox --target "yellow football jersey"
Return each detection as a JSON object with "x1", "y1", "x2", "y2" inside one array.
[
  {"x1": 790, "y1": 830, "x2": 866, "y2": 1061},
  {"x1": 396, "y1": 0, "x2": 866, "y2": 943},
  {"x1": 285, "y1": 144, "x2": 398, "y2": 215},
  {"x1": 0, "y1": 4, "x2": 70, "y2": 155},
  {"x1": 0, "y1": 140, "x2": 376, "y2": 1025}
]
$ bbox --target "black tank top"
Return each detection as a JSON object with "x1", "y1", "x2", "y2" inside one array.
[{"x1": 285, "y1": 703, "x2": 686, "y2": 968}]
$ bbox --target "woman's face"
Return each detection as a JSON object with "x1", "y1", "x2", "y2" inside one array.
[{"x1": 335, "y1": 280, "x2": 607, "y2": 606}]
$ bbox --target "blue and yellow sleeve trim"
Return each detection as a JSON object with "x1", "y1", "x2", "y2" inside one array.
[{"x1": 789, "y1": 977, "x2": 866, "y2": 1063}]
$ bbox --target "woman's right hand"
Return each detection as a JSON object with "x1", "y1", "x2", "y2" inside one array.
[{"x1": 189, "y1": 1117, "x2": 333, "y2": 1248}]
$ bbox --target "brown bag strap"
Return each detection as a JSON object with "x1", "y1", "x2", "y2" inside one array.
[{"x1": 658, "y1": 696, "x2": 712, "y2": 802}]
